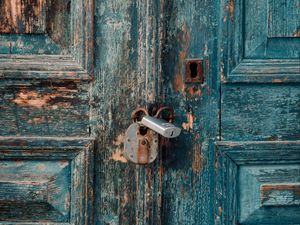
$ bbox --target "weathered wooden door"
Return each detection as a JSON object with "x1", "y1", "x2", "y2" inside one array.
[
  {"x1": 0, "y1": 0, "x2": 94, "y2": 224},
  {"x1": 0, "y1": 0, "x2": 299, "y2": 225}
]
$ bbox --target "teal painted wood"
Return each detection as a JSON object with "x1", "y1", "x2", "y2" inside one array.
[
  {"x1": 0, "y1": 80, "x2": 90, "y2": 136},
  {"x1": 221, "y1": 84, "x2": 300, "y2": 141},
  {"x1": 92, "y1": 1, "x2": 164, "y2": 224},
  {"x1": 220, "y1": 0, "x2": 300, "y2": 83},
  {"x1": 0, "y1": 137, "x2": 94, "y2": 224},
  {"x1": 215, "y1": 141, "x2": 300, "y2": 225},
  {"x1": 160, "y1": 0, "x2": 219, "y2": 224},
  {"x1": 0, "y1": 1, "x2": 95, "y2": 223},
  {"x1": 0, "y1": 0, "x2": 299, "y2": 224}
]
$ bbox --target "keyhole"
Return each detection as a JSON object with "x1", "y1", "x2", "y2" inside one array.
[
  {"x1": 190, "y1": 62, "x2": 198, "y2": 78},
  {"x1": 185, "y1": 59, "x2": 204, "y2": 83},
  {"x1": 139, "y1": 127, "x2": 148, "y2": 136}
]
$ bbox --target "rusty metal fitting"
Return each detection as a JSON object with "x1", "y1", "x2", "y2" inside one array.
[
  {"x1": 131, "y1": 107, "x2": 149, "y2": 122},
  {"x1": 154, "y1": 106, "x2": 175, "y2": 122}
]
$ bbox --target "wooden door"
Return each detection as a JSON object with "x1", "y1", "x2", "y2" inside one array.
[
  {"x1": 0, "y1": 1, "x2": 299, "y2": 225},
  {"x1": 0, "y1": 0, "x2": 94, "y2": 224},
  {"x1": 215, "y1": 0, "x2": 300, "y2": 224}
]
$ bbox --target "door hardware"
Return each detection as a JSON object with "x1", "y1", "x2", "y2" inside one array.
[
  {"x1": 124, "y1": 107, "x2": 181, "y2": 164},
  {"x1": 185, "y1": 59, "x2": 204, "y2": 83}
]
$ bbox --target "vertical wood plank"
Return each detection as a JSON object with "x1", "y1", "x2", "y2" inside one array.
[
  {"x1": 92, "y1": 0, "x2": 164, "y2": 224},
  {"x1": 161, "y1": 0, "x2": 219, "y2": 224},
  {"x1": 0, "y1": 0, "x2": 46, "y2": 34}
]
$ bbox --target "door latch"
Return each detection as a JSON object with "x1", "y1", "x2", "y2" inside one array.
[{"x1": 124, "y1": 107, "x2": 181, "y2": 164}]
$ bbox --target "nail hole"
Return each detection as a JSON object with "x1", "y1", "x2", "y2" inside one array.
[{"x1": 190, "y1": 62, "x2": 198, "y2": 78}]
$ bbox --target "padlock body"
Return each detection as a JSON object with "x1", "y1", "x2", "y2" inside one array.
[
  {"x1": 141, "y1": 116, "x2": 181, "y2": 138},
  {"x1": 124, "y1": 123, "x2": 159, "y2": 164}
]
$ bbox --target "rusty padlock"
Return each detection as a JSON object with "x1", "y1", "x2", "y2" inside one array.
[{"x1": 124, "y1": 108, "x2": 159, "y2": 164}]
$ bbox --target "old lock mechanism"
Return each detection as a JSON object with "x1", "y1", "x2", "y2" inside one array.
[{"x1": 124, "y1": 107, "x2": 181, "y2": 164}]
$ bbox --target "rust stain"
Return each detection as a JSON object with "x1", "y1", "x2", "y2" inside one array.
[
  {"x1": 113, "y1": 133, "x2": 125, "y2": 146},
  {"x1": 192, "y1": 145, "x2": 202, "y2": 173},
  {"x1": 110, "y1": 149, "x2": 128, "y2": 163},
  {"x1": 13, "y1": 90, "x2": 73, "y2": 109},
  {"x1": 13, "y1": 91, "x2": 49, "y2": 108},
  {"x1": 229, "y1": 0, "x2": 234, "y2": 20},
  {"x1": 173, "y1": 24, "x2": 190, "y2": 93},
  {"x1": 173, "y1": 74, "x2": 185, "y2": 93},
  {"x1": 261, "y1": 184, "x2": 300, "y2": 196},
  {"x1": 187, "y1": 86, "x2": 202, "y2": 98},
  {"x1": 182, "y1": 112, "x2": 194, "y2": 130},
  {"x1": 179, "y1": 24, "x2": 190, "y2": 62},
  {"x1": 0, "y1": 0, "x2": 46, "y2": 34}
]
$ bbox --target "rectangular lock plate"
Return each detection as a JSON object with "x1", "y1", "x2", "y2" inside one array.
[{"x1": 185, "y1": 59, "x2": 204, "y2": 83}]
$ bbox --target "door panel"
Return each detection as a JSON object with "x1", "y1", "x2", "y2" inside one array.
[
  {"x1": 0, "y1": 0, "x2": 299, "y2": 224},
  {"x1": 218, "y1": 0, "x2": 300, "y2": 224},
  {"x1": 0, "y1": 0, "x2": 94, "y2": 224},
  {"x1": 220, "y1": 0, "x2": 300, "y2": 83},
  {"x1": 222, "y1": 85, "x2": 300, "y2": 141},
  {"x1": 215, "y1": 142, "x2": 300, "y2": 225},
  {"x1": 0, "y1": 80, "x2": 90, "y2": 136},
  {"x1": 0, "y1": 137, "x2": 94, "y2": 224}
]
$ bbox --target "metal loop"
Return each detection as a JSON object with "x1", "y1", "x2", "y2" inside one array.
[
  {"x1": 131, "y1": 107, "x2": 149, "y2": 122},
  {"x1": 154, "y1": 106, "x2": 175, "y2": 122}
]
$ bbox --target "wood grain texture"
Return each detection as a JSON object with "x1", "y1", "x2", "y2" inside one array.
[
  {"x1": 215, "y1": 141, "x2": 300, "y2": 225},
  {"x1": 160, "y1": 0, "x2": 219, "y2": 224},
  {"x1": 268, "y1": 0, "x2": 300, "y2": 38},
  {"x1": 0, "y1": 136, "x2": 94, "y2": 224},
  {"x1": 220, "y1": 0, "x2": 300, "y2": 83},
  {"x1": 0, "y1": 0, "x2": 46, "y2": 34},
  {"x1": 0, "y1": 80, "x2": 90, "y2": 136},
  {"x1": 92, "y1": 1, "x2": 164, "y2": 224},
  {"x1": 261, "y1": 184, "x2": 300, "y2": 206},
  {"x1": 221, "y1": 84, "x2": 300, "y2": 141},
  {"x1": 0, "y1": 0, "x2": 93, "y2": 79}
]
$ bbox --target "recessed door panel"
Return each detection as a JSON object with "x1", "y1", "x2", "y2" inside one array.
[
  {"x1": 0, "y1": 160, "x2": 71, "y2": 222},
  {"x1": 215, "y1": 142, "x2": 300, "y2": 225},
  {"x1": 0, "y1": 137, "x2": 94, "y2": 224}
]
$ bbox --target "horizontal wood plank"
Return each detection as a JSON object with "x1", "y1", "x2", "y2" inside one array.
[
  {"x1": 261, "y1": 184, "x2": 300, "y2": 206},
  {"x1": 0, "y1": 80, "x2": 91, "y2": 136}
]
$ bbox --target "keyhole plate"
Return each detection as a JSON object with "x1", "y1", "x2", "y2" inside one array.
[{"x1": 185, "y1": 59, "x2": 204, "y2": 83}]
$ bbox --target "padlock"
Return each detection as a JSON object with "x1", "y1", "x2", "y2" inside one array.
[
  {"x1": 124, "y1": 122, "x2": 159, "y2": 164},
  {"x1": 140, "y1": 106, "x2": 181, "y2": 138},
  {"x1": 124, "y1": 108, "x2": 159, "y2": 164},
  {"x1": 140, "y1": 116, "x2": 181, "y2": 138}
]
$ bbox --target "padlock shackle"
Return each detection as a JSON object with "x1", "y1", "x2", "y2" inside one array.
[
  {"x1": 154, "y1": 106, "x2": 175, "y2": 122},
  {"x1": 131, "y1": 107, "x2": 149, "y2": 122}
]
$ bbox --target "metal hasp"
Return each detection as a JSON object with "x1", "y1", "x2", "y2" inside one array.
[{"x1": 124, "y1": 106, "x2": 181, "y2": 164}]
